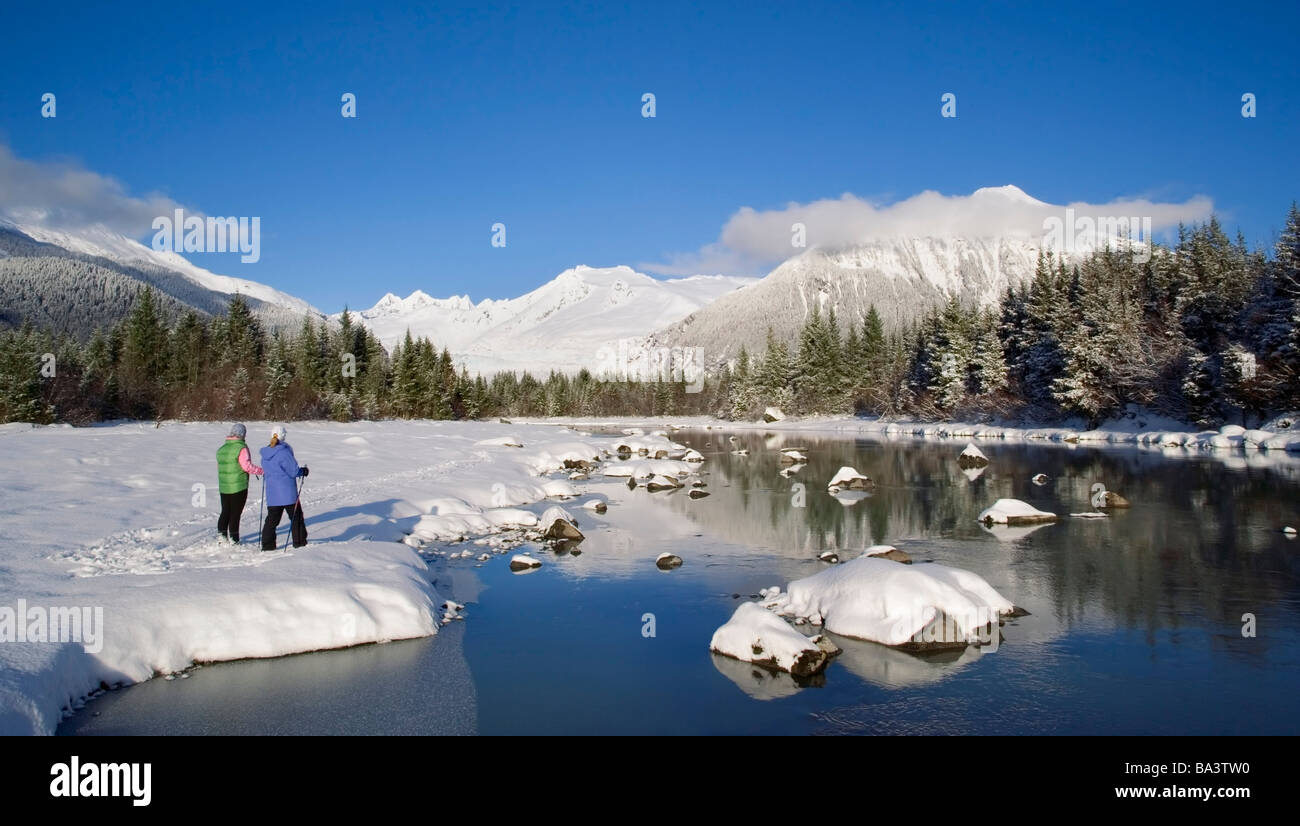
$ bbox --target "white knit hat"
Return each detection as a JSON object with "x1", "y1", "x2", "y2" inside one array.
[{"x1": 271, "y1": 425, "x2": 287, "y2": 442}]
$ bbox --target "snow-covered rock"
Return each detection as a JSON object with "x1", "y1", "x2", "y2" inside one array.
[
  {"x1": 540, "y1": 506, "x2": 583, "y2": 541},
  {"x1": 827, "y1": 466, "x2": 873, "y2": 491},
  {"x1": 655, "y1": 553, "x2": 683, "y2": 570},
  {"x1": 645, "y1": 474, "x2": 684, "y2": 491},
  {"x1": 957, "y1": 443, "x2": 989, "y2": 468},
  {"x1": 509, "y1": 554, "x2": 542, "y2": 571},
  {"x1": 1090, "y1": 483, "x2": 1130, "y2": 509},
  {"x1": 977, "y1": 499, "x2": 1057, "y2": 526},
  {"x1": 763, "y1": 407, "x2": 786, "y2": 423},
  {"x1": 766, "y1": 557, "x2": 1018, "y2": 648},
  {"x1": 863, "y1": 545, "x2": 912, "y2": 564},
  {"x1": 709, "y1": 602, "x2": 838, "y2": 677}
]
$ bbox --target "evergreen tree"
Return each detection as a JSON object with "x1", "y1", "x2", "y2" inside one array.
[
  {"x1": 167, "y1": 310, "x2": 207, "y2": 391},
  {"x1": 0, "y1": 325, "x2": 55, "y2": 423},
  {"x1": 263, "y1": 333, "x2": 293, "y2": 418},
  {"x1": 970, "y1": 313, "x2": 1008, "y2": 396},
  {"x1": 119, "y1": 288, "x2": 168, "y2": 415},
  {"x1": 757, "y1": 328, "x2": 794, "y2": 411}
]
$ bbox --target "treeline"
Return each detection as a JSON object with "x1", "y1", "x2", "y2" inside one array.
[
  {"x1": 728, "y1": 206, "x2": 1300, "y2": 427},
  {"x1": 0, "y1": 290, "x2": 731, "y2": 424},
  {"x1": 1, "y1": 207, "x2": 1297, "y2": 427}
]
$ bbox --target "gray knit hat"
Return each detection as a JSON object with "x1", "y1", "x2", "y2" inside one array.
[{"x1": 228, "y1": 423, "x2": 247, "y2": 439}]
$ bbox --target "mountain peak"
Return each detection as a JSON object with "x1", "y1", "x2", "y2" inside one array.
[
  {"x1": 346, "y1": 263, "x2": 755, "y2": 374},
  {"x1": 971, "y1": 184, "x2": 1046, "y2": 206}
]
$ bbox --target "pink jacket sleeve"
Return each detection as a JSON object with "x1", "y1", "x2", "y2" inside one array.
[{"x1": 239, "y1": 447, "x2": 264, "y2": 475}]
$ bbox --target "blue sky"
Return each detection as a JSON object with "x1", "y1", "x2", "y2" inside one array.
[{"x1": 1, "y1": 0, "x2": 1296, "y2": 311}]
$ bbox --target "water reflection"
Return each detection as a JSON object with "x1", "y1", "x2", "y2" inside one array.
[
  {"x1": 827, "y1": 632, "x2": 985, "y2": 690},
  {"x1": 710, "y1": 653, "x2": 813, "y2": 701},
  {"x1": 595, "y1": 429, "x2": 1300, "y2": 653}
]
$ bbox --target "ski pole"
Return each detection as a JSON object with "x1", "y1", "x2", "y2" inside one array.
[
  {"x1": 258, "y1": 474, "x2": 265, "y2": 541},
  {"x1": 284, "y1": 475, "x2": 306, "y2": 551}
]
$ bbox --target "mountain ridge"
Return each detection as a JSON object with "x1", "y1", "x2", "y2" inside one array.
[{"x1": 343, "y1": 264, "x2": 756, "y2": 375}]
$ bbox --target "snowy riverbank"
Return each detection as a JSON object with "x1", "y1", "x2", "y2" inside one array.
[
  {"x1": 0, "y1": 419, "x2": 650, "y2": 735},
  {"x1": 529, "y1": 409, "x2": 1300, "y2": 471}
]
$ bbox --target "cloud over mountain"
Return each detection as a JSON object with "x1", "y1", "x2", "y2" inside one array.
[
  {"x1": 646, "y1": 185, "x2": 1215, "y2": 276},
  {"x1": 0, "y1": 143, "x2": 186, "y2": 237}
]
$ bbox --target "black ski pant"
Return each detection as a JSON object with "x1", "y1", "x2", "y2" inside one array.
[
  {"x1": 262, "y1": 502, "x2": 308, "y2": 550},
  {"x1": 217, "y1": 489, "x2": 249, "y2": 542}
]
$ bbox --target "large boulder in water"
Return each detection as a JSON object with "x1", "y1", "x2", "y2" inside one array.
[
  {"x1": 710, "y1": 602, "x2": 839, "y2": 677},
  {"x1": 764, "y1": 557, "x2": 1019, "y2": 649}
]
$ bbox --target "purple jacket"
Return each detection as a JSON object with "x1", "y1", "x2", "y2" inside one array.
[{"x1": 260, "y1": 442, "x2": 302, "y2": 507}]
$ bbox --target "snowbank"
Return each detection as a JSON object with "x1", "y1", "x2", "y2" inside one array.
[{"x1": 1, "y1": 541, "x2": 438, "y2": 736}]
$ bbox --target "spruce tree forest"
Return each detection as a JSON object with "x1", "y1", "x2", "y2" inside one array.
[{"x1": 3, "y1": 209, "x2": 1298, "y2": 428}]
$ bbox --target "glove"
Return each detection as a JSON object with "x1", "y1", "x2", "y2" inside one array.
[{"x1": 299, "y1": 466, "x2": 309, "y2": 478}]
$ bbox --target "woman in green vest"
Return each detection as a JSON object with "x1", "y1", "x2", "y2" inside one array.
[{"x1": 216, "y1": 423, "x2": 264, "y2": 544}]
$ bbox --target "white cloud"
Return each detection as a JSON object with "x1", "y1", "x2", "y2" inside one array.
[
  {"x1": 644, "y1": 185, "x2": 1215, "y2": 276},
  {"x1": 0, "y1": 143, "x2": 189, "y2": 237}
]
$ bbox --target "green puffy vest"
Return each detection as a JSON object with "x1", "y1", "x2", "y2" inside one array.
[{"x1": 217, "y1": 439, "x2": 251, "y2": 494}]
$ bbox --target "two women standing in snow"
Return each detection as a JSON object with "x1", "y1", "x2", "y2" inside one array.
[
  {"x1": 216, "y1": 423, "x2": 263, "y2": 543},
  {"x1": 260, "y1": 424, "x2": 310, "y2": 551}
]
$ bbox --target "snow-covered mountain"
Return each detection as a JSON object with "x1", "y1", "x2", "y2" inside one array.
[
  {"x1": 649, "y1": 184, "x2": 1161, "y2": 366},
  {"x1": 0, "y1": 219, "x2": 318, "y2": 316},
  {"x1": 653, "y1": 238, "x2": 1048, "y2": 367},
  {"x1": 0, "y1": 219, "x2": 324, "y2": 338},
  {"x1": 347, "y1": 265, "x2": 756, "y2": 375}
]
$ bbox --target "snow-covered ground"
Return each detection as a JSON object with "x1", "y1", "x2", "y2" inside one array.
[{"x1": 0, "y1": 419, "x2": 675, "y2": 735}]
